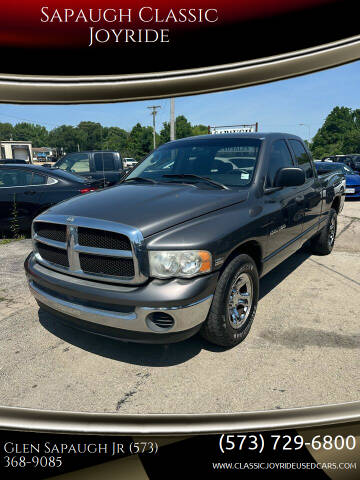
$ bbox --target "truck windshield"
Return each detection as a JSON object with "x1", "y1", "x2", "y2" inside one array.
[{"x1": 126, "y1": 138, "x2": 262, "y2": 188}]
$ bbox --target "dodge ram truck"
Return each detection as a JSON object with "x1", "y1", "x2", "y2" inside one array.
[{"x1": 25, "y1": 133, "x2": 345, "y2": 347}]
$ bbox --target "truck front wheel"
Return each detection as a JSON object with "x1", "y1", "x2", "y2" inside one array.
[{"x1": 200, "y1": 254, "x2": 259, "y2": 347}]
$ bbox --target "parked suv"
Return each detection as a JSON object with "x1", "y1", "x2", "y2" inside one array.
[{"x1": 25, "y1": 134, "x2": 345, "y2": 347}]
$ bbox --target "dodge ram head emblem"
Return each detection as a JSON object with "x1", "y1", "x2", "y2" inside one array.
[{"x1": 66, "y1": 216, "x2": 75, "y2": 223}]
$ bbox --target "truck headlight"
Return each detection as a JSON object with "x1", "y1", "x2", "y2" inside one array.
[{"x1": 149, "y1": 250, "x2": 212, "y2": 278}]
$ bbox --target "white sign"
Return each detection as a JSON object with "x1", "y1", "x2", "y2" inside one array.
[{"x1": 209, "y1": 125, "x2": 257, "y2": 134}]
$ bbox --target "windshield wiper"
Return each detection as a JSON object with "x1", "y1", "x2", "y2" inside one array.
[
  {"x1": 122, "y1": 177, "x2": 157, "y2": 184},
  {"x1": 162, "y1": 174, "x2": 229, "y2": 190}
]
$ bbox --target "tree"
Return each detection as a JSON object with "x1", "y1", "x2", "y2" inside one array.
[
  {"x1": 159, "y1": 122, "x2": 170, "y2": 145},
  {"x1": 12, "y1": 122, "x2": 49, "y2": 147},
  {"x1": 0, "y1": 122, "x2": 14, "y2": 141},
  {"x1": 192, "y1": 124, "x2": 208, "y2": 136},
  {"x1": 310, "y1": 106, "x2": 360, "y2": 158},
  {"x1": 76, "y1": 121, "x2": 103, "y2": 150},
  {"x1": 159, "y1": 115, "x2": 194, "y2": 144},
  {"x1": 48, "y1": 125, "x2": 82, "y2": 154},
  {"x1": 102, "y1": 127, "x2": 129, "y2": 152},
  {"x1": 127, "y1": 123, "x2": 153, "y2": 159}
]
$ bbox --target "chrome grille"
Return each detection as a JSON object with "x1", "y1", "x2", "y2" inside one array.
[
  {"x1": 79, "y1": 253, "x2": 135, "y2": 277},
  {"x1": 34, "y1": 222, "x2": 67, "y2": 243},
  {"x1": 78, "y1": 227, "x2": 131, "y2": 250},
  {"x1": 32, "y1": 214, "x2": 147, "y2": 285},
  {"x1": 36, "y1": 242, "x2": 69, "y2": 267}
]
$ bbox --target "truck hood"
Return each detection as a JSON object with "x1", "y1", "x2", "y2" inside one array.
[{"x1": 47, "y1": 183, "x2": 248, "y2": 237}]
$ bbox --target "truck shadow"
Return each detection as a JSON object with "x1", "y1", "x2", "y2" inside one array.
[
  {"x1": 38, "y1": 250, "x2": 311, "y2": 367},
  {"x1": 259, "y1": 249, "x2": 311, "y2": 300}
]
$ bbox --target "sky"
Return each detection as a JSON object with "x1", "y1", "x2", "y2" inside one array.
[{"x1": 1, "y1": 60, "x2": 360, "y2": 142}]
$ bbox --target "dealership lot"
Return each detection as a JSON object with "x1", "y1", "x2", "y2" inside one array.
[{"x1": 0, "y1": 201, "x2": 359, "y2": 414}]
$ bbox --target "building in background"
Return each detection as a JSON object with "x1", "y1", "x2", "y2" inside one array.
[
  {"x1": 0, "y1": 140, "x2": 33, "y2": 162},
  {"x1": 32, "y1": 147, "x2": 58, "y2": 163}
]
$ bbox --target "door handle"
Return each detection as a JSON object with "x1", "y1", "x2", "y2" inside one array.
[
  {"x1": 24, "y1": 190, "x2": 36, "y2": 195},
  {"x1": 295, "y1": 195, "x2": 304, "y2": 203}
]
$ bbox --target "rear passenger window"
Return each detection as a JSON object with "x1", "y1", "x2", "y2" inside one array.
[
  {"x1": 94, "y1": 153, "x2": 115, "y2": 171},
  {"x1": 0, "y1": 169, "x2": 46, "y2": 187},
  {"x1": 266, "y1": 140, "x2": 294, "y2": 188},
  {"x1": 289, "y1": 140, "x2": 314, "y2": 179}
]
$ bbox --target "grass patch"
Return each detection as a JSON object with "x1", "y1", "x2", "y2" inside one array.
[
  {"x1": 0, "y1": 235, "x2": 25, "y2": 245},
  {"x1": 0, "y1": 238, "x2": 12, "y2": 245}
]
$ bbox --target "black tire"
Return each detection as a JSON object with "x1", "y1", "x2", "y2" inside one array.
[
  {"x1": 200, "y1": 254, "x2": 259, "y2": 347},
  {"x1": 310, "y1": 208, "x2": 337, "y2": 255}
]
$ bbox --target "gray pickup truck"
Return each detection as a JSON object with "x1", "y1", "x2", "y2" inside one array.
[
  {"x1": 25, "y1": 133, "x2": 345, "y2": 347},
  {"x1": 48, "y1": 151, "x2": 126, "y2": 186}
]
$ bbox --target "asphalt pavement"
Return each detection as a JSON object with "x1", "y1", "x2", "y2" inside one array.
[{"x1": 0, "y1": 201, "x2": 359, "y2": 414}]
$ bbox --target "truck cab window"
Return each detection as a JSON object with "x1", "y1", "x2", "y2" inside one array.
[
  {"x1": 57, "y1": 153, "x2": 90, "y2": 173},
  {"x1": 94, "y1": 153, "x2": 115, "y2": 171},
  {"x1": 266, "y1": 140, "x2": 294, "y2": 188},
  {"x1": 289, "y1": 140, "x2": 314, "y2": 179}
]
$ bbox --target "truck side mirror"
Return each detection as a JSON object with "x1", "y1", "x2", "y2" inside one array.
[{"x1": 275, "y1": 167, "x2": 306, "y2": 187}]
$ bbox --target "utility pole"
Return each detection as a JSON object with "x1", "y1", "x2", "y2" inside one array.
[
  {"x1": 299, "y1": 123, "x2": 311, "y2": 141},
  {"x1": 147, "y1": 105, "x2": 161, "y2": 150},
  {"x1": 170, "y1": 98, "x2": 175, "y2": 141}
]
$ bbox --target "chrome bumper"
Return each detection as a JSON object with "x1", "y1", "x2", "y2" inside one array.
[{"x1": 29, "y1": 281, "x2": 213, "y2": 334}]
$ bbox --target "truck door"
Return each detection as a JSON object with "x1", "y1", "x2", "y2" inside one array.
[
  {"x1": 263, "y1": 139, "x2": 305, "y2": 263},
  {"x1": 93, "y1": 152, "x2": 122, "y2": 185},
  {"x1": 288, "y1": 139, "x2": 322, "y2": 240}
]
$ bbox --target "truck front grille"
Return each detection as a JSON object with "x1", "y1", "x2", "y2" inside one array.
[
  {"x1": 32, "y1": 216, "x2": 146, "y2": 284},
  {"x1": 79, "y1": 253, "x2": 135, "y2": 277},
  {"x1": 34, "y1": 222, "x2": 67, "y2": 243},
  {"x1": 78, "y1": 227, "x2": 131, "y2": 250},
  {"x1": 36, "y1": 242, "x2": 69, "y2": 267}
]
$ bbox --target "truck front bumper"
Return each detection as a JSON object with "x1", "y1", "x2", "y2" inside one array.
[{"x1": 25, "y1": 253, "x2": 218, "y2": 343}]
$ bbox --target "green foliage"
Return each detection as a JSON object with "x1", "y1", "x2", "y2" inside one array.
[
  {"x1": 1, "y1": 115, "x2": 211, "y2": 160},
  {"x1": 77, "y1": 121, "x2": 103, "y2": 150},
  {"x1": 159, "y1": 117, "x2": 208, "y2": 144},
  {"x1": 48, "y1": 125, "x2": 82, "y2": 153},
  {"x1": 127, "y1": 123, "x2": 154, "y2": 158},
  {"x1": 191, "y1": 124, "x2": 209, "y2": 136},
  {"x1": 310, "y1": 106, "x2": 360, "y2": 158},
  {"x1": 102, "y1": 127, "x2": 129, "y2": 153},
  {"x1": 9, "y1": 194, "x2": 20, "y2": 239},
  {"x1": 0, "y1": 122, "x2": 14, "y2": 141},
  {"x1": 11, "y1": 122, "x2": 49, "y2": 147}
]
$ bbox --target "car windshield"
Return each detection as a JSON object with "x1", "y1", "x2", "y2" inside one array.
[
  {"x1": 343, "y1": 165, "x2": 355, "y2": 174},
  {"x1": 125, "y1": 138, "x2": 262, "y2": 188}
]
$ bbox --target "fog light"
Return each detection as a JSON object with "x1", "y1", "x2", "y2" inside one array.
[{"x1": 146, "y1": 312, "x2": 175, "y2": 332}]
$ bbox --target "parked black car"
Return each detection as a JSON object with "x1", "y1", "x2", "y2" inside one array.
[
  {"x1": 0, "y1": 159, "x2": 28, "y2": 164},
  {"x1": 47, "y1": 151, "x2": 126, "y2": 186},
  {"x1": 0, "y1": 164, "x2": 103, "y2": 233},
  {"x1": 25, "y1": 133, "x2": 345, "y2": 347}
]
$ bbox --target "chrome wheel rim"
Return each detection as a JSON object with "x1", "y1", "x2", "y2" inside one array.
[
  {"x1": 328, "y1": 216, "x2": 336, "y2": 247},
  {"x1": 227, "y1": 272, "x2": 253, "y2": 329}
]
